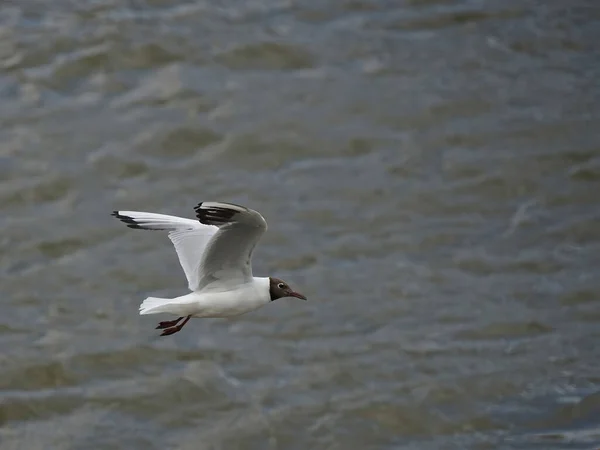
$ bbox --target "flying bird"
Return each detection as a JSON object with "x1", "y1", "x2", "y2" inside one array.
[{"x1": 112, "y1": 202, "x2": 306, "y2": 336}]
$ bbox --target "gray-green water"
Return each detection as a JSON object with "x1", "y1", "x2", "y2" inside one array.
[{"x1": 1, "y1": 1, "x2": 600, "y2": 449}]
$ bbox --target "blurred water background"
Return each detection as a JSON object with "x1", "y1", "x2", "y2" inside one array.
[{"x1": 1, "y1": 0, "x2": 600, "y2": 449}]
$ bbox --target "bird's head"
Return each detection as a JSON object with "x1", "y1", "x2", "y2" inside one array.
[{"x1": 269, "y1": 277, "x2": 307, "y2": 301}]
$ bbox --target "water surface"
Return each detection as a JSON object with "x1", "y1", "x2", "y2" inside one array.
[{"x1": 1, "y1": 1, "x2": 600, "y2": 448}]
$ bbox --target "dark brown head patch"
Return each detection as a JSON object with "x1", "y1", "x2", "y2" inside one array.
[{"x1": 269, "y1": 276, "x2": 293, "y2": 301}]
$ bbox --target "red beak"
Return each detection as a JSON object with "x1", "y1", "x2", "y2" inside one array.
[{"x1": 289, "y1": 291, "x2": 307, "y2": 300}]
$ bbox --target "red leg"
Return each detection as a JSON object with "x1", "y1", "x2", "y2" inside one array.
[
  {"x1": 160, "y1": 315, "x2": 191, "y2": 336},
  {"x1": 156, "y1": 317, "x2": 184, "y2": 329}
]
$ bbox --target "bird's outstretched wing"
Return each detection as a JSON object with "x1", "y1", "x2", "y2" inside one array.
[
  {"x1": 112, "y1": 202, "x2": 268, "y2": 292},
  {"x1": 111, "y1": 211, "x2": 218, "y2": 291},
  {"x1": 192, "y1": 202, "x2": 268, "y2": 291}
]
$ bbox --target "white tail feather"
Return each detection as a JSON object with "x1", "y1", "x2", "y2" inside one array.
[{"x1": 139, "y1": 297, "x2": 178, "y2": 315}]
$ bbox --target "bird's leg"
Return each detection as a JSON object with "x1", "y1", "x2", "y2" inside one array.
[
  {"x1": 156, "y1": 317, "x2": 184, "y2": 329},
  {"x1": 160, "y1": 315, "x2": 191, "y2": 336}
]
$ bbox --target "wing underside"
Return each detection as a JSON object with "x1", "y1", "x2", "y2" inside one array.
[
  {"x1": 112, "y1": 211, "x2": 218, "y2": 291},
  {"x1": 193, "y1": 202, "x2": 268, "y2": 290},
  {"x1": 112, "y1": 203, "x2": 268, "y2": 292}
]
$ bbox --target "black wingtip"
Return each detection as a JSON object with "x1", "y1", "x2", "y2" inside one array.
[
  {"x1": 112, "y1": 211, "x2": 144, "y2": 229},
  {"x1": 112, "y1": 211, "x2": 130, "y2": 222},
  {"x1": 194, "y1": 202, "x2": 240, "y2": 226}
]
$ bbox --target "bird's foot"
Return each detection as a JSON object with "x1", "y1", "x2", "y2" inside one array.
[
  {"x1": 160, "y1": 325, "x2": 183, "y2": 336},
  {"x1": 156, "y1": 317, "x2": 184, "y2": 329},
  {"x1": 158, "y1": 315, "x2": 191, "y2": 337}
]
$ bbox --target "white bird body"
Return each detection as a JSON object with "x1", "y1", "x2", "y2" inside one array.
[
  {"x1": 139, "y1": 277, "x2": 271, "y2": 318},
  {"x1": 112, "y1": 202, "x2": 306, "y2": 336}
]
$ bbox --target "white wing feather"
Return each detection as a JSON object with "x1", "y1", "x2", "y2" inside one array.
[
  {"x1": 193, "y1": 202, "x2": 268, "y2": 291},
  {"x1": 113, "y1": 203, "x2": 268, "y2": 293},
  {"x1": 167, "y1": 228, "x2": 218, "y2": 291},
  {"x1": 112, "y1": 211, "x2": 218, "y2": 291}
]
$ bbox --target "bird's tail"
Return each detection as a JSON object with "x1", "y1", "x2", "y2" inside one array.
[{"x1": 139, "y1": 297, "x2": 181, "y2": 315}]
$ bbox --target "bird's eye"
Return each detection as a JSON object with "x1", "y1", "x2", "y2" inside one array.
[{"x1": 278, "y1": 283, "x2": 286, "y2": 289}]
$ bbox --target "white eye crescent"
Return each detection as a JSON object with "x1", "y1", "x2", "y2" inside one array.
[{"x1": 277, "y1": 283, "x2": 286, "y2": 289}]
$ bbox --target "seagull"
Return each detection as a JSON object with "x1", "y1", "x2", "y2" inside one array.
[{"x1": 112, "y1": 202, "x2": 307, "y2": 336}]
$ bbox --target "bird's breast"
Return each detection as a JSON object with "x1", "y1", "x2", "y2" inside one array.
[{"x1": 192, "y1": 282, "x2": 270, "y2": 318}]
